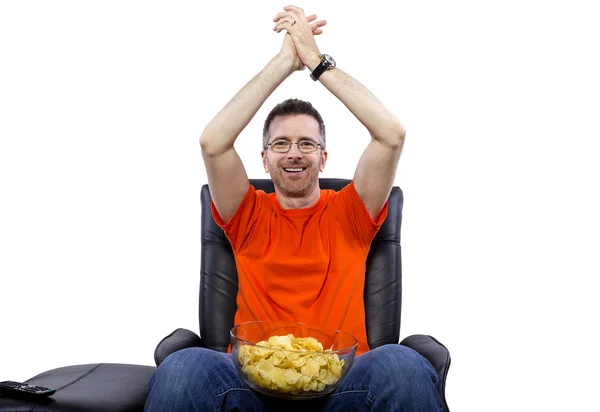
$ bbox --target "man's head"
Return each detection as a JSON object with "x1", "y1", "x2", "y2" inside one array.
[{"x1": 262, "y1": 98, "x2": 328, "y2": 197}]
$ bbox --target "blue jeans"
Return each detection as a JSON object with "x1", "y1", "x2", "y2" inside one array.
[{"x1": 145, "y1": 344, "x2": 442, "y2": 411}]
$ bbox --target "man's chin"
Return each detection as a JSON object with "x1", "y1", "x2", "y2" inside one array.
[
  {"x1": 278, "y1": 183, "x2": 310, "y2": 197},
  {"x1": 271, "y1": 175, "x2": 314, "y2": 197}
]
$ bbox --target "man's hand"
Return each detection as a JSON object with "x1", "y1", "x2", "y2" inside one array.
[{"x1": 274, "y1": 6, "x2": 325, "y2": 72}]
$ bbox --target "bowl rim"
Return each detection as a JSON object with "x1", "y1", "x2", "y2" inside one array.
[{"x1": 230, "y1": 320, "x2": 358, "y2": 354}]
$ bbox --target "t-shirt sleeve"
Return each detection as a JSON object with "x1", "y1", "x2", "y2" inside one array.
[
  {"x1": 210, "y1": 185, "x2": 264, "y2": 252},
  {"x1": 334, "y1": 181, "x2": 389, "y2": 248}
]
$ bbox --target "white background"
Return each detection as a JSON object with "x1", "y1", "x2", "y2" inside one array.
[{"x1": 1, "y1": 1, "x2": 599, "y2": 410}]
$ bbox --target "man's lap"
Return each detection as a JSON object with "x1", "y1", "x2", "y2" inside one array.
[{"x1": 147, "y1": 343, "x2": 439, "y2": 411}]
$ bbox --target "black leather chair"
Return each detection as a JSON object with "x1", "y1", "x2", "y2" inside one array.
[
  {"x1": 0, "y1": 178, "x2": 450, "y2": 412},
  {"x1": 155, "y1": 179, "x2": 451, "y2": 411}
]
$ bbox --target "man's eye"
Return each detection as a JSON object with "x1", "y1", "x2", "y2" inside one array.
[
  {"x1": 300, "y1": 141, "x2": 316, "y2": 147},
  {"x1": 273, "y1": 141, "x2": 288, "y2": 147}
]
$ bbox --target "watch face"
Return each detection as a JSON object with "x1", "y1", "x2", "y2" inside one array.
[{"x1": 323, "y1": 54, "x2": 336, "y2": 68}]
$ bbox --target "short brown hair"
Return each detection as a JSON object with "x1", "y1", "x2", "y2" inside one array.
[{"x1": 262, "y1": 98, "x2": 326, "y2": 149}]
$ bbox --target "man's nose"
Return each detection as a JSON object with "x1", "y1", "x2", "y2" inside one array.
[{"x1": 287, "y1": 143, "x2": 303, "y2": 158}]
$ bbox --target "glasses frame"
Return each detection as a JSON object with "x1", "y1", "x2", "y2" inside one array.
[{"x1": 266, "y1": 139, "x2": 322, "y2": 154}]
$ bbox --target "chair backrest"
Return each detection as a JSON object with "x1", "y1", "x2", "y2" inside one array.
[{"x1": 199, "y1": 178, "x2": 403, "y2": 352}]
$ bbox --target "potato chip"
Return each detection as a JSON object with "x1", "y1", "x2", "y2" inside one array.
[{"x1": 237, "y1": 334, "x2": 345, "y2": 394}]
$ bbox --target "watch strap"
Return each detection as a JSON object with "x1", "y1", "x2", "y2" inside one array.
[{"x1": 310, "y1": 57, "x2": 328, "y2": 81}]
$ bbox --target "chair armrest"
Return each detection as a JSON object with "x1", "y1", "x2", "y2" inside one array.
[
  {"x1": 400, "y1": 334, "x2": 451, "y2": 412},
  {"x1": 154, "y1": 328, "x2": 205, "y2": 367}
]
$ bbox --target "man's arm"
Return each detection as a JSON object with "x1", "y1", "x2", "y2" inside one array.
[
  {"x1": 199, "y1": 55, "x2": 295, "y2": 224},
  {"x1": 274, "y1": 5, "x2": 405, "y2": 220},
  {"x1": 310, "y1": 64, "x2": 405, "y2": 220}
]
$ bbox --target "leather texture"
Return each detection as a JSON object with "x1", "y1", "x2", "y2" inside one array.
[
  {"x1": 401, "y1": 334, "x2": 451, "y2": 412},
  {"x1": 154, "y1": 328, "x2": 205, "y2": 366},
  {"x1": 0, "y1": 363, "x2": 155, "y2": 412}
]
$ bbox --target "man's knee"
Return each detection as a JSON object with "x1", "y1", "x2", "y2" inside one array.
[
  {"x1": 150, "y1": 347, "x2": 221, "y2": 389},
  {"x1": 146, "y1": 348, "x2": 237, "y2": 410},
  {"x1": 368, "y1": 344, "x2": 438, "y2": 385}
]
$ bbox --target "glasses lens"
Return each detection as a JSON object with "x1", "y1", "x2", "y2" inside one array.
[
  {"x1": 271, "y1": 141, "x2": 291, "y2": 152},
  {"x1": 298, "y1": 141, "x2": 318, "y2": 153}
]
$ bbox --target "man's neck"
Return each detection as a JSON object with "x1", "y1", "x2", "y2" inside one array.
[{"x1": 275, "y1": 185, "x2": 321, "y2": 210}]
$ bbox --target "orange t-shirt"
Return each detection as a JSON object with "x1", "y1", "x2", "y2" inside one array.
[{"x1": 211, "y1": 181, "x2": 388, "y2": 356}]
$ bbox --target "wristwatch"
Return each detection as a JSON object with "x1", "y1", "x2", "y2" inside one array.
[{"x1": 310, "y1": 54, "x2": 336, "y2": 81}]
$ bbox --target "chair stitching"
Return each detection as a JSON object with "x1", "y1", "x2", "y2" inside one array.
[{"x1": 52, "y1": 363, "x2": 104, "y2": 391}]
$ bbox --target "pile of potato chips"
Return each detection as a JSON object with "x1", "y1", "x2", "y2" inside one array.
[{"x1": 237, "y1": 334, "x2": 345, "y2": 394}]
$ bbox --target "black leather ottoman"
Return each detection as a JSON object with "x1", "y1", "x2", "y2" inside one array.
[{"x1": 0, "y1": 363, "x2": 156, "y2": 412}]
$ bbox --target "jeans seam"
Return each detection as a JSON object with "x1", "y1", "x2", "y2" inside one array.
[
  {"x1": 330, "y1": 389, "x2": 369, "y2": 397},
  {"x1": 366, "y1": 394, "x2": 376, "y2": 408},
  {"x1": 215, "y1": 387, "x2": 255, "y2": 399}
]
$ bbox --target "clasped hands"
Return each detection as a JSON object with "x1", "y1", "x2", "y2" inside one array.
[{"x1": 273, "y1": 5, "x2": 327, "y2": 72}]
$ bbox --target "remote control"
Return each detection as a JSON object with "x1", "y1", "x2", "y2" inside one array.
[{"x1": 0, "y1": 381, "x2": 56, "y2": 398}]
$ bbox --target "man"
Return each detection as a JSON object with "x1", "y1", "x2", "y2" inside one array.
[{"x1": 145, "y1": 5, "x2": 441, "y2": 412}]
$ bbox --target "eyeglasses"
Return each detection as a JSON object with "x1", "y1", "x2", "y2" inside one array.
[{"x1": 267, "y1": 140, "x2": 321, "y2": 153}]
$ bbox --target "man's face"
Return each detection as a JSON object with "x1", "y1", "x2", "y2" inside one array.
[{"x1": 262, "y1": 114, "x2": 327, "y2": 197}]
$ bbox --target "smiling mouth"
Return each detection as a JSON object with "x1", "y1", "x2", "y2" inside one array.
[{"x1": 282, "y1": 167, "x2": 306, "y2": 173}]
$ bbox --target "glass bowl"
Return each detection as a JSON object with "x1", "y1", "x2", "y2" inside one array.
[{"x1": 230, "y1": 320, "x2": 358, "y2": 400}]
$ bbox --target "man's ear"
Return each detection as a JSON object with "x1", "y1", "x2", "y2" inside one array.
[
  {"x1": 319, "y1": 150, "x2": 328, "y2": 172},
  {"x1": 261, "y1": 150, "x2": 269, "y2": 173}
]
